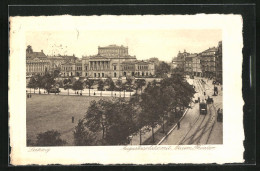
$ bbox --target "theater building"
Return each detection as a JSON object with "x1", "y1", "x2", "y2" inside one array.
[{"x1": 82, "y1": 45, "x2": 155, "y2": 78}]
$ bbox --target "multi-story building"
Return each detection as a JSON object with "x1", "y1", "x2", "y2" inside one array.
[
  {"x1": 184, "y1": 56, "x2": 193, "y2": 74},
  {"x1": 26, "y1": 44, "x2": 155, "y2": 79},
  {"x1": 192, "y1": 55, "x2": 202, "y2": 77},
  {"x1": 82, "y1": 45, "x2": 155, "y2": 78},
  {"x1": 172, "y1": 50, "x2": 190, "y2": 70},
  {"x1": 215, "y1": 41, "x2": 222, "y2": 82},
  {"x1": 121, "y1": 60, "x2": 155, "y2": 77},
  {"x1": 200, "y1": 47, "x2": 218, "y2": 77},
  {"x1": 26, "y1": 45, "x2": 51, "y2": 76}
]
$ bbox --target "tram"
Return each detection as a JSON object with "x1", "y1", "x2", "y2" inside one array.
[{"x1": 199, "y1": 102, "x2": 207, "y2": 115}]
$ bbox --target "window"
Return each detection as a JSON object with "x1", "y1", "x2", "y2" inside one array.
[
  {"x1": 98, "y1": 73, "x2": 100, "y2": 77},
  {"x1": 94, "y1": 73, "x2": 96, "y2": 77},
  {"x1": 114, "y1": 72, "x2": 117, "y2": 77},
  {"x1": 132, "y1": 72, "x2": 134, "y2": 76},
  {"x1": 102, "y1": 73, "x2": 104, "y2": 77},
  {"x1": 86, "y1": 66, "x2": 88, "y2": 70},
  {"x1": 114, "y1": 65, "x2": 117, "y2": 70},
  {"x1": 86, "y1": 73, "x2": 88, "y2": 76}
]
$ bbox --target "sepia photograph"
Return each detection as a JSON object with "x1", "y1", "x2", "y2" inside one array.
[
  {"x1": 25, "y1": 30, "x2": 222, "y2": 146},
  {"x1": 9, "y1": 14, "x2": 244, "y2": 165}
]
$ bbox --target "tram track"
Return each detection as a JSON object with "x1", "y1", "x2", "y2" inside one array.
[
  {"x1": 178, "y1": 78, "x2": 217, "y2": 145},
  {"x1": 178, "y1": 78, "x2": 206, "y2": 145}
]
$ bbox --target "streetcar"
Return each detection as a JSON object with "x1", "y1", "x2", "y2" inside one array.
[{"x1": 199, "y1": 102, "x2": 207, "y2": 115}]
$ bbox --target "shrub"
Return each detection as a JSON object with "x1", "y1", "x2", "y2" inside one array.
[{"x1": 35, "y1": 130, "x2": 67, "y2": 146}]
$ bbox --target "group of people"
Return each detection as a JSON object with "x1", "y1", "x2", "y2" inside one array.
[{"x1": 27, "y1": 93, "x2": 32, "y2": 98}]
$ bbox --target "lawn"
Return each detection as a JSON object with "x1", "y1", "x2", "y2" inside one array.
[{"x1": 26, "y1": 94, "x2": 118, "y2": 146}]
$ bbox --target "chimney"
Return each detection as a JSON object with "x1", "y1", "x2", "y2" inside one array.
[{"x1": 41, "y1": 50, "x2": 43, "y2": 53}]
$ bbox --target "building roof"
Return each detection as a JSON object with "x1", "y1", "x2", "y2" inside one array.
[
  {"x1": 121, "y1": 60, "x2": 151, "y2": 65},
  {"x1": 98, "y1": 44, "x2": 128, "y2": 49},
  {"x1": 26, "y1": 51, "x2": 47, "y2": 59},
  {"x1": 186, "y1": 53, "x2": 198, "y2": 58},
  {"x1": 201, "y1": 47, "x2": 218, "y2": 53}
]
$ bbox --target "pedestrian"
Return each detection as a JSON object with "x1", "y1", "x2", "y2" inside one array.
[
  {"x1": 177, "y1": 121, "x2": 180, "y2": 130},
  {"x1": 72, "y1": 116, "x2": 74, "y2": 123},
  {"x1": 198, "y1": 97, "x2": 200, "y2": 103},
  {"x1": 94, "y1": 92, "x2": 96, "y2": 96},
  {"x1": 115, "y1": 93, "x2": 116, "y2": 97},
  {"x1": 204, "y1": 92, "x2": 206, "y2": 96},
  {"x1": 27, "y1": 94, "x2": 29, "y2": 98}
]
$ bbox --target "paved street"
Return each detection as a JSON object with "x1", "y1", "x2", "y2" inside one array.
[{"x1": 160, "y1": 77, "x2": 223, "y2": 145}]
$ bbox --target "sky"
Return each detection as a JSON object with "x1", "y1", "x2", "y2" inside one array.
[{"x1": 26, "y1": 29, "x2": 221, "y2": 62}]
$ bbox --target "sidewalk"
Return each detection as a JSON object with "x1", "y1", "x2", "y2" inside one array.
[{"x1": 26, "y1": 88, "x2": 135, "y2": 97}]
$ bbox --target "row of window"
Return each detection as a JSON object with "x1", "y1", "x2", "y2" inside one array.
[
  {"x1": 137, "y1": 65, "x2": 148, "y2": 70},
  {"x1": 123, "y1": 66, "x2": 135, "y2": 70},
  {"x1": 76, "y1": 66, "x2": 82, "y2": 71},
  {"x1": 27, "y1": 65, "x2": 48, "y2": 72},
  {"x1": 93, "y1": 73, "x2": 106, "y2": 78},
  {"x1": 99, "y1": 49, "x2": 127, "y2": 54},
  {"x1": 92, "y1": 71, "x2": 150, "y2": 78},
  {"x1": 63, "y1": 66, "x2": 73, "y2": 71}
]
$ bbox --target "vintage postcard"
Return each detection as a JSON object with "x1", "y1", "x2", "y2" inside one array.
[{"x1": 9, "y1": 15, "x2": 244, "y2": 165}]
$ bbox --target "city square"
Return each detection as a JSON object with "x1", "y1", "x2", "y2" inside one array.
[{"x1": 26, "y1": 33, "x2": 223, "y2": 146}]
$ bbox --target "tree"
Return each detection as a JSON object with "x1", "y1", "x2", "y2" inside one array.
[
  {"x1": 42, "y1": 73, "x2": 55, "y2": 94},
  {"x1": 155, "y1": 62, "x2": 171, "y2": 78},
  {"x1": 85, "y1": 78, "x2": 95, "y2": 96},
  {"x1": 85, "y1": 98, "x2": 138, "y2": 145},
  {"x1": 35, "y1": 74, "x2": 46, "y2": 94},
  {"x1": 125, "y1": 78, "x2": 133, "y2": 91},
  {"x1": 105, "y1": 77, "x2": 115, "y2": 96},
  {"x1": 97, "y1": 79, "x2": 105, "y2": 96},
  {"x1": 129, "y1": 94, "x2": 148, "y2": 145},
  {"x1": 27, "y1": 76, "x2": 37, "y2": 94},
  {"x1": 53, "y1": 69, "x2": 60, "y2": 78},
  {"x1": 140, "y1": 80, "x2": 161, "y2": 142},
  {"x1": 135, "y1": 79, "x2": 146, "y2": 94},
  {"x1": 63, "y1": 78, "x2": 72, "y2": 95},
  {"x1": 115, "y1": 79, "x2": 123, "y2": 97},
  {"x1": 35, "y1": 130, "x2": 67, "y2": 146},
  {"x1": 74, "y1": 119, "x2": 96, "y2": 145},
  {"x1": 72, "y1": 80, "x2": 84, "y2": 95},
  {"x1": 121, "y1": 83, "x2": 127, "y2": 98}
]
